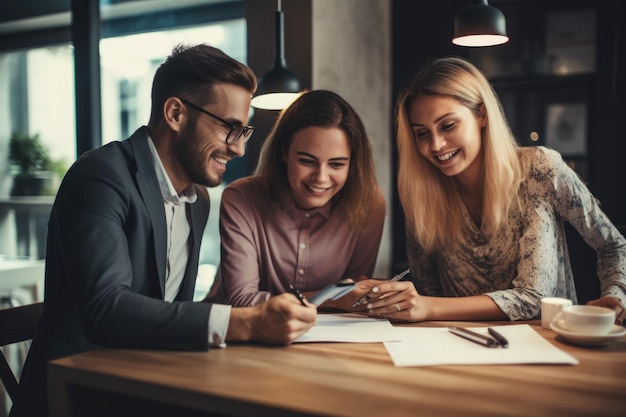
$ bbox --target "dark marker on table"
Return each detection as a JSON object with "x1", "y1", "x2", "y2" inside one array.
[
  {"x1": 487, "y1": 327, "x2": 509, "y2": 348},
  {"x1": 448, "y1": 326, "x2": 498, "y2": 348}
]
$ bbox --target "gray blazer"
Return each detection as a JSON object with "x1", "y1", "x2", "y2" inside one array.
[{"x1": 11, "y1": 127, "x2": 212, "y2": 417}]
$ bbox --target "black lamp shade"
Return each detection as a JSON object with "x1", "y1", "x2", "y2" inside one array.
[
  {"x1": 453, "y1": 0, "x2": 509, "y2": 47},
  {"x1": 251, "y1": 8, "x2": 302, "y2": 110},
  {"x1": 255, "y1": 64, "x2": 301, "y2": 97}
]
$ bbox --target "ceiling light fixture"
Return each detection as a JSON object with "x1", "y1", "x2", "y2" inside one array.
[
  {"x1": 251, "y1": 0, "x2": 302, "y2": 110},
  {"x1": 452, "y1": 0, "x2": 509, "y2": 47}
]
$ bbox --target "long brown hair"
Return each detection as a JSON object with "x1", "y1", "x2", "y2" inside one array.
[{"x1": 256, "y1": 90, "x2": 383, "y2": 230}]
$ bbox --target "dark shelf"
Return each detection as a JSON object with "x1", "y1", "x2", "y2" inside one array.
[{"x1": 490, "y1": 73, "x2": 594, "y2": 90}]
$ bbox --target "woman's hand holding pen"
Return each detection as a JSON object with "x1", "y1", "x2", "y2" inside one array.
[{"x1": 362, "y1": 280, "x2": 427, "y2": 322}]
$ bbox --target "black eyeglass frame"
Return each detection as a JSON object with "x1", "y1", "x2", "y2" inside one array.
[{"x1": 178, "y1": 98, "x2": 255, "y2": 145}]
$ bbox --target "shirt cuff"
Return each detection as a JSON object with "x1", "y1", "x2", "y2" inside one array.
[{"x1": 208, "y1": 303, "x2": 231, "y2": 348}]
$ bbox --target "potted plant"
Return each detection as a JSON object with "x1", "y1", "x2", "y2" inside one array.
[{"x1": 8, "y1": 131, "x2": 58, "y2": 196}]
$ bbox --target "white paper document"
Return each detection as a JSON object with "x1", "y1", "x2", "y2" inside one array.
[
  {"x1": 294, "y1": 313, "x2": 403, "y2": 343},
  {"x1": 384, "y1": 324, "x2": 578, "y2": 367}
]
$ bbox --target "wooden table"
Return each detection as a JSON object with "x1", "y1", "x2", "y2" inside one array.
[{"x1": 48, "y1": 320, "x2": 626, "y2": 417}]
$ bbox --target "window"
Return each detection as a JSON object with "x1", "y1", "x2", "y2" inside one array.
[
  {"x1": 1, "y1": 2, "x2": 248, "y2": 299},
  {"x1": 0, "y1": 46, "x2": 75, "y2": 197},
  {"x1": 100, "y1": 21, "x2": 247, "y2": 144}
]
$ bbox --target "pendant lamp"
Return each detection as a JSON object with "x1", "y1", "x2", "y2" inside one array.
[
  {"x1": 453, "y1": 0, "x2": 509, "y2": 47},
  {"x1": 251, "y1": 0, "x2": 302, "y2": 110}
]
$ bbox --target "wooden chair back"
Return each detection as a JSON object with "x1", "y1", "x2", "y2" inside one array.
[{"x1": 0, "y1": 302, "x2": 43, "y2": 402}]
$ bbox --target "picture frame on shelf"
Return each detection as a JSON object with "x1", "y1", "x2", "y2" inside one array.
[{"x1": 545, "y1": 102, "x2": 587, "y2": 157}]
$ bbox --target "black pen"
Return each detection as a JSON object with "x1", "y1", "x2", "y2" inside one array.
[
  {"x1": 448, "y1": 326, "x2": 498, "y2": 348},
  {"x1": 352, "y1": 268, "x2": 412, "y2": 308},
  {"x1": 487, "y1": 327, "x2": 509, "y2": 348},
  {"x1": 288, "y1": 284, "x2": 307, "y2": 306}
]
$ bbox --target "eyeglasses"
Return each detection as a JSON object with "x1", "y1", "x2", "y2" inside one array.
[{"x1": 178, "y1": 98, "x2": 255, "y2": 145}]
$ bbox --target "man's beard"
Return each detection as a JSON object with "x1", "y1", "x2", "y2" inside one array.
[{"x1": 175, "y1": 121, "x2": 222, "y2": 188}]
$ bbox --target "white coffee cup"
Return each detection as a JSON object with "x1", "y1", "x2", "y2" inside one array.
[
  {"x1": 552, "y1": 305, "x2": 616, "y2": 336},
  {"x1": 541, "y1": 297, "x2": 572, "y2": 329}
]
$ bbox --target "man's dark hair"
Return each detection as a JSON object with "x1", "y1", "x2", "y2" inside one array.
[{"x1": 149, "y1": 43, "x2": 257, "y2": 124}]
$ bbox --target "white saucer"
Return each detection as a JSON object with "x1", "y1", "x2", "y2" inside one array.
[{"x1": 550, "y1": 321, "x2": 626, "y2": 347}]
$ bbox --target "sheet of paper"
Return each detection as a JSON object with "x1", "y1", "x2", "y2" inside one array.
[
  {"x1": 384, "y1": 324, "x2": 578, "y2": 367},
  {"x1": 294, "y1": 313, "x2": 404, "y2": 343}
]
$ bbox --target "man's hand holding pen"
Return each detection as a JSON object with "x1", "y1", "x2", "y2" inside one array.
[{"x1": 243, "y1": 293, "x2": 316, "y2": 345}]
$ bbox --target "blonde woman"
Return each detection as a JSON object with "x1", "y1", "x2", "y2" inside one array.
[{"x1": 365, "y1": 57, "x2": 626, "y2": 324}]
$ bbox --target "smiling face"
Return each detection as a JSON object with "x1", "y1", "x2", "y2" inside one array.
[
  {"x1": 409, "y1": 95, "x2": 486, "y2": 186},
  {"x1": 175, "y1": 83, "x2": 251, "y2": 187},
  {"x1": 283, "y1": 126, "x2": 351, "y2": 210}
]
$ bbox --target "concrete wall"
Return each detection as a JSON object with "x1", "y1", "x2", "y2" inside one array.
[
  {"x1": 247, "y1": 0, "x2": 392, "y2": 277},
  {"x1": 312, "y1": 0, "x2": 391, "y2": 277}
]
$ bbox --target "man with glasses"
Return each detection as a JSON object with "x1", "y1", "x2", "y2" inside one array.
[{"x1": 11, "y1": 44, "x2": 316, "y2": 417}]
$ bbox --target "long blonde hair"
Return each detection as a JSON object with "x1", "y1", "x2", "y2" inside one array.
[{"x1": 396, "y1": 57, "x2": 522, "y2": 253}]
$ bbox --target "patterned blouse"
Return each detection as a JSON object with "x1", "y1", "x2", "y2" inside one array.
[{"x1": 407, "y1": 146, "x2": 626, "y2": 320}]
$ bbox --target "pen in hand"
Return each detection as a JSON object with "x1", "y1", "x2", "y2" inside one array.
[
  {"x1": 288, "y1": 284, "x2": 308, "y2": 307},
  {"x1": 352, "y1": 268, "x2": 412, "y2": 308}
]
